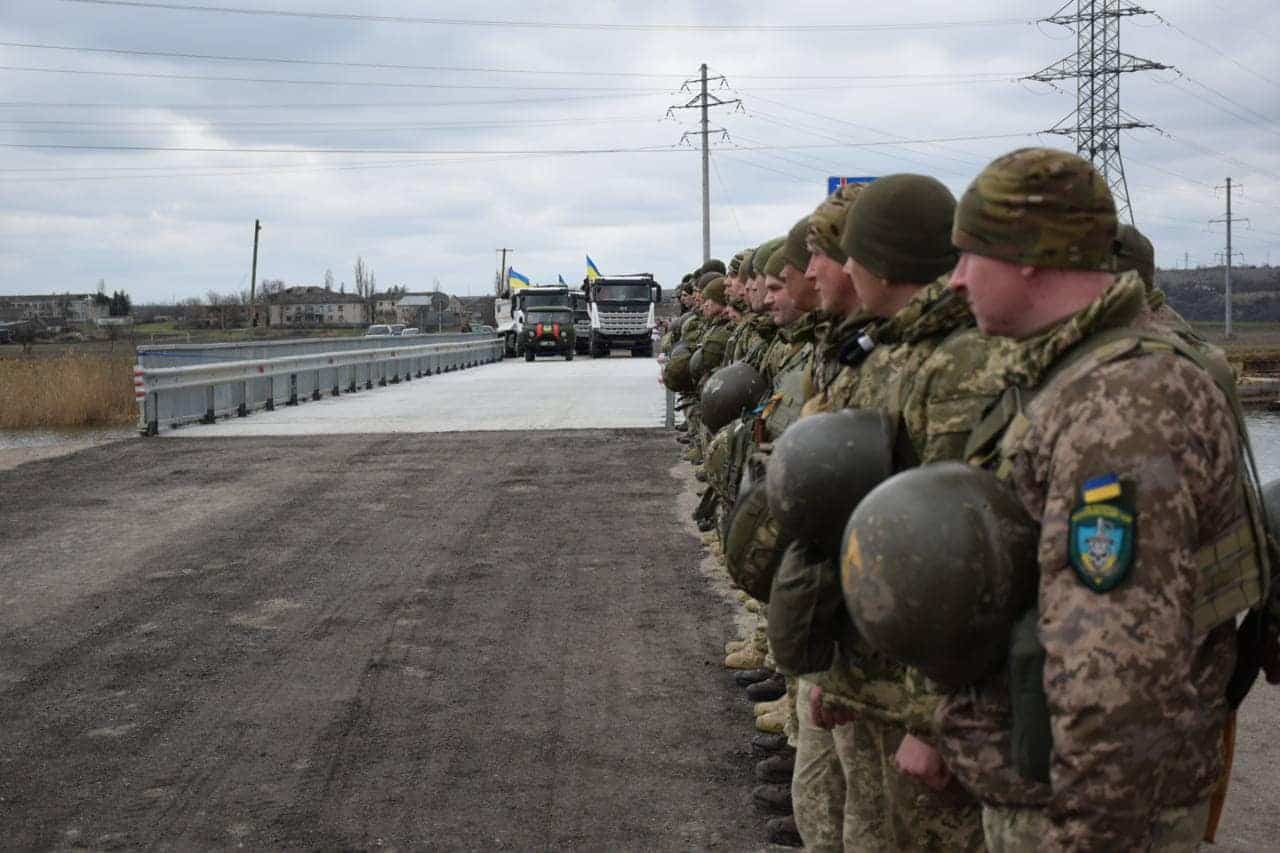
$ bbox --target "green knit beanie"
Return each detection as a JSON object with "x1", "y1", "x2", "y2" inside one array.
[
  {"x1": 776, "y1": 215, "x2": 813, "y2": 275},
  {"x1": 841, "y1": 174, "x2": 958, "y2": 284},
  {"x1": 752, "y1": 235, "x2": 783, "y2": 279},
  {"x1": 740, "y1": 248, "x2": 757, "y2": 279},
  {"x1": 702, "y1": 275, "x2": 728, "y2": 305}
]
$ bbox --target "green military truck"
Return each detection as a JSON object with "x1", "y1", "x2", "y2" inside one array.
[{"x1": 515, "y1": 285, "x2": 576, "y2": 362}]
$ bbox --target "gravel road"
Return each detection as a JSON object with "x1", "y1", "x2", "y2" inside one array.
[{"x1": 0, "y1": 432, "x2": 763, "y2": 850}]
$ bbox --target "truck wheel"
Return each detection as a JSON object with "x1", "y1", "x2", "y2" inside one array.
[
  {"x1": 524, "y1": 349, "x2": 535, "y2": 362},
  {"x1": 590, "y1": 333, "x2": 607, "y2": 358},
  {"x1": 505, "y1": 333, "x2": 517, "y2": 358},
  {"x1": 565, "y1": 349, "x2": 574, "y2": 361}
]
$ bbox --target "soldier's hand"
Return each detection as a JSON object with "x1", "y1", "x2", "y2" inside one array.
[{"x1": 894, "y1": 734, "x2": 952, "y2": 791}]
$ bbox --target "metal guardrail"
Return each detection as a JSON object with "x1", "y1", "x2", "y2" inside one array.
[
  {"x1": 135, "y1": 331, "x2": 488, "y2": 367},
  {"x1": 134, "y1": 336, "x2": 504, "y2": 435}
]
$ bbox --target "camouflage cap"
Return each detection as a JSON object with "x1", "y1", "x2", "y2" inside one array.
[
  {"x1": 952, "y1": 147, "x2": 1117, "y2": 271},
  {"x1": 702, "y1": 275, "x2": 728, "y2": 305},
  {"x1": 1114, "y1": 223, "x2": 1155, "y2": 289},
  {"x1": 754, "y1": 236, "x2": 786, "y2": 279},
  {"x1": 761, "y1": 235, "x2": 792, "y2": 278},
  {"x1": 740, "y1": 248, "x2": 757, "y2": 279},
  {"x1": 728, "y1": 251, "x2": 747, "y2": 278},
  {"x1": 778, "y1": 215, "x2": 813, "y2": 275},
  {"x1": 697, "y1": 258, "x2": 727, "y2": 276},
  {"x1": 808, "y1": 184, "x2": 865, "y2": 263},
  {"x1": 841, "y1": 174, "x2": 958, "y2": 284}
]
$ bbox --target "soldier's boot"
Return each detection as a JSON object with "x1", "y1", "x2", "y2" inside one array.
[
  {"x1": 754, "y1": 708, "x2": 787, "y2": 734},
  {"x1": 675, "y1": 421, "x2": 688, "y2": 433},
  {"x1": 696, "y1": 514, "x2": 716, "y2": 532},
  {"x1": 754, "y1": 748, "x2": 796, "y2": 783},
  {"x1": 733, "y1": 667, "x2": 774, "y2": 687},
  {"x1": 724, "y1": 645, "x2": 767, "y2": 670},
  {"x1": 745, "y1": 672, "x2": 787, "y2": 702},
  {"x1": 752, "y1": 783, "x2": 793, "y2": 816},
  {"x1": 735, "y1": 589, "x2": 751, "y2": 604},
  {"x1": 765, "y1": 815, "x2": 803, "y2": 848},
  {"x1": 676, "y1": 433, "x2": 692, "y2": 445},
  {"x1": 753, "y1": 695, "x2": 788, "y2": 717},
  {"x1": 752, "y1": 732, "x2": 789, "y2": 755},
  {"x1": 724, "y1": 638, "x2": 750, "y2": 654},
  {"x1": 692, "y1": 487, "x2": 717, "y2": 523},
  {"x1": 693, "y1": 466, "x2": 708, "y2": 483},
  {"x1": 682, "y1": 446, "x2": 703, "y2": 463},
  {"x1": 743, "y1": 597, "x2": 763, "y2": 614}
]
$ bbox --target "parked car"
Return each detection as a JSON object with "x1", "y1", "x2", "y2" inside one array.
[
  {"x1": 400, "y1": 327, "x2": 420, "y2": 337},
  {"x1": 390, "y1": 324, "x2": 407, "y2": 336},
  {"x1": 365, "y1": 324, "x2": 393, "y2": 336}
]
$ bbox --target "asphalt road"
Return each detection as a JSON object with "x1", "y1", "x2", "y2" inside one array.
[{"x1": 0, "y1": 431, "x2": 762, "y2": 850}]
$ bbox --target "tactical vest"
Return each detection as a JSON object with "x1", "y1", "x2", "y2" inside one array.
[
  {"x1": 965, "y1": 327, "x2": 1270, "y2": 636},
  {"x1": 963, "y1": 328, "x2": 1272, "y2": 782}
]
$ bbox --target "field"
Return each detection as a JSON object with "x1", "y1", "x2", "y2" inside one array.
[{"x1": 0, "y1": 352, "x2": 136, "y2": 429}]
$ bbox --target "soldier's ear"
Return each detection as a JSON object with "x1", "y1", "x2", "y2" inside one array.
[{"x1": 1019, "y1": 265, "x2": 1038, "y2": 280}]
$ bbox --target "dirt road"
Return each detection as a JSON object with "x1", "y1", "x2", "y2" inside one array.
[{"x1": 0, "y1": 432, "x2": 761, "y2": 849}]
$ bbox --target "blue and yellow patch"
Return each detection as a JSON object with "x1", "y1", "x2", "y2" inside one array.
[{"x1": 1068, "y1": 474, "x2": 1135, "y2": 592}]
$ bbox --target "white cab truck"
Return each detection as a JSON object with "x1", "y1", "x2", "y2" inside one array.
[{"x1": 583, "y1": 274, "x2": 662, "y2": 358}]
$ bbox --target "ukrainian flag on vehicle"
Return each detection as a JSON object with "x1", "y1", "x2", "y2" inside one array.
[
  {"x1": 586, "y1": 255, "x2": 602, "y2": 282},
  {"x1": 507, "y1": 267, "x2": 531, "y2": 290}
]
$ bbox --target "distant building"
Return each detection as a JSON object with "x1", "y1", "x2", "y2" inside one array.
[
  {"x1": 267, "y1": 286, "x2": 369, "y2": 327},
  {"x1": 0, "y1": 293, "x2": 104, "y2": 324},
  {"x1": 396, "y1": 292, "x2": 465, "y2": 330}
]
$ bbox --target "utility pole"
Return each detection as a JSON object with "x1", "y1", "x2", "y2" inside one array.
[
  {"x1": 496, "y1": 247, "x2": 514, "y2": 297},
  {"x1": 1183, "y1": 251, "x2": 1189, "y2": 270},
  {"x1": 668, "y1": 65, "x2": 740, "y2": 263},
  {"x1": 248, "y1": 219, "x2": 261, "y2": 327},
  {"x1": 1026, "y1": 1, "x2": 1168, "y2": 224},
  {"x1": 1210, "y1": 177, "x2": 1248, "y2": 338}
]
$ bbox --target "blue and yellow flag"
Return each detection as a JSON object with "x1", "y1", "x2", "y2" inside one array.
[
  {"x1": 586, "y1": 255, "x2": 602, "y2": 282},
  {"x1": 507, "y1": 267, "x2": 531, "y2": 290},
  {"x1": 558, "y1": 274, "x2": 567, "y2": 286}
]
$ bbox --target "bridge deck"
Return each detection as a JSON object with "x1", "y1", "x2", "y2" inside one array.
[{"x1": 168, "y1": 356, "x2": 668, "y2": 436}]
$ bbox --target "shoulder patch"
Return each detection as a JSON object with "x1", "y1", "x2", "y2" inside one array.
[{"x1": 1068, "y1": 476, "x2": 1136, "y2": 592}]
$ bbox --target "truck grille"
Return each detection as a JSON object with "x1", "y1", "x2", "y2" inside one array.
[{"x1": 599, "y1": 311, "x2": 648, "y2": 334}]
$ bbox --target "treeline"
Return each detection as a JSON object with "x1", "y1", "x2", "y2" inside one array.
[{"x1": 1159, "y1": 266, "x2": 1280, "y2": 322}]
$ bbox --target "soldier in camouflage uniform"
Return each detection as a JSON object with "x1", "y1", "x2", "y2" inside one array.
[{"x1": 936, "y1": 147, "x2": 1265, "y2": 851}]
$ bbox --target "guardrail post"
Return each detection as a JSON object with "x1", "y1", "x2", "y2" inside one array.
[
  {"x1": 144, "y1": 391, "x2": 159, "y2": 436},
  {"x1": 238, "y1": 379, "x2": 250, "y2": 417},
  {"x1": 287, "y1": 373, "x2": 298, "y2": 406},
  {"x1": 201, "y1": 385, "x2": 217, "y2": 424},
  {"x1": 312, "y1": 369, "x2": 322, "y2": 400},
  {"x1": 348, "y1": 365, "x2": 357, "y2": 393}
]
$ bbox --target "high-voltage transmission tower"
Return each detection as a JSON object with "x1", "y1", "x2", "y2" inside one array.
[
  {"x1": 1026, "y1": 1, "x2": 1169, "y2": 223},
  {"x1": 668, "y1": 64, "x2": 740, "y2": 264}
]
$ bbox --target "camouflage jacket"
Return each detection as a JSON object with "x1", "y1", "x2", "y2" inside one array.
[
  {"x1": 681, "y1": 314, "x2": 707, "y2": 350},
  {"x1": 696, "y1": 317, "x2": 733, "y2": 377},
  {"x1": 800, "y1": 311, "x2": 878, "y2": 416},
  {"x1": 736, "y1": 315, "x2": 777, "y2": 366},
  {"x1": 815, "y1": 280, "x2": 1016, "y2": 725},
  {"x1": 724, "y1": 318, "x2": 753, "y2": 364},
  {"x1": 755, "y1": 312, "x2": 821, "y2": 446},
  {"x1": 937, "y1": 272, "x2": 1245, "y2": 850}
]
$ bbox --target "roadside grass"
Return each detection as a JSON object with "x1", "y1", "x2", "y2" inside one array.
[{"x1": 0, "y1": 353, "x2": 135, "y2": 429}]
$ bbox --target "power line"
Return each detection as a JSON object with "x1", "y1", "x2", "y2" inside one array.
[
  {"x1": 59, "y1": 1, "x2": 1034, "y2": 32},
  {"x1": 0, "y1": 64, "x2": 672, "y2": 92},
  {"x1": 1150, "y1": 10, "x2": 1280, "y2": 92},
  {"x1": 0, "y1": 41, "x2": 1028, "y2": 83},
  {"x1": 0, "y1": 92, "x2": 664, "y2": 110}
]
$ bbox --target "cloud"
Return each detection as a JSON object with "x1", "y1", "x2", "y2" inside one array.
[{"x1": 2, "y1": 0, "x2": 1279, "y2": 302}]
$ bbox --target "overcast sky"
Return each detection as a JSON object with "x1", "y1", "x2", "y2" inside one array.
[{"x1": 2, "y1": 0, "x2": 1278, "y2": 303}]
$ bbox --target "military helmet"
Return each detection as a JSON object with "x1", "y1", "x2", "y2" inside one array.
[
  {"x1": 663, "y1": 341, "x2": 695, "y2": 393},
  {"x1": 1114, "y1": 223, "x2": 1155, "y2": 289},
  {"x1": 702, "y1": 362, "x2": 769, "y2": 433},
  {"x1": 725, "y1": 481, "x2": 790, "y2": 602},
  {"x1": 697, "y1": 258, "x2": 727, "y2": 276},
  {"x1": 840, "y1": 462, "x2": 1039, "y2": 688},
  {"x1": 766, "y1": 409, "x2": 895, "y2": 557},
  {"x1": 689, "y1": 346, "x2": 707, "y2": 384}
]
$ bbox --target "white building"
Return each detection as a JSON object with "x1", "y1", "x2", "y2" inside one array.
[{"x1": 267, "y1": 287, "x2": 369, "y2": 327}]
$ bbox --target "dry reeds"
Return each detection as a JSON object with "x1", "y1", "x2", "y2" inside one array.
[{"x1": 0, "y1": 352, "x2": 136, "y2": 429}]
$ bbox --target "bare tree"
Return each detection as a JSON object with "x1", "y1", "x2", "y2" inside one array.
[
  {"x1": 323, "y1": 268, "x2": 336, "y2": 290},
  {"x1": 354, "y1": 256, "x2": 370, "y2": 298}
]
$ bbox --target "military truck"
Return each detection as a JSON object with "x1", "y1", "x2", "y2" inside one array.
[
  {"x1": 514, "y1": 285, "x2": 576, "y2": 362},
  {"x1": 570, "y1": 292, "x2": 592, "y2": 355},
  {"x1": 583, "y1": 274, "x2": 662, "y2": 358}
]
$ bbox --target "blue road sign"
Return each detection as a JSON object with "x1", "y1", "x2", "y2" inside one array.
[{"x1": 828, "y1": 176, "x2": 878, "y2": 195}]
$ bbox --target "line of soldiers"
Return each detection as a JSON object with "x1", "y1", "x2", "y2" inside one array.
[{"x1": 659, "y1": 147, "x2": 1280, "y2": 851}]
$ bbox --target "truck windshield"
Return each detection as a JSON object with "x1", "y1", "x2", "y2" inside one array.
[
  {"x1": 527, "y1": 308, "x2": 573, "y2": 326},
  {"x1": 593, "y1": 284, "x2": 652, "y2": 302},
  {"x1": 521, "y1": 292, "x2": 570, "y2": 309}
]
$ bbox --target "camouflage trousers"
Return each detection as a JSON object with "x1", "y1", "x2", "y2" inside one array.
[
  {"x1": 981, "y1": 800, "x2": 1211, "y2": 853},
  {"x1": 793, "y1": 678, "x2": 983, "y2": 852}
]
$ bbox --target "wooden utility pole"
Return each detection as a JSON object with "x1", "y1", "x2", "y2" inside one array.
[{"x1": 249, "y1": 219, "x2": 261, "y2": 327}]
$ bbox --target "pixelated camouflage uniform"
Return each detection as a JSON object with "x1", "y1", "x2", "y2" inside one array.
[
  {"x1": 800, "y1": 279, "x2": 1015, "y2": 852},
  {"x1": 936, "y1": 272, "x2": 1249, "y2": 850}
]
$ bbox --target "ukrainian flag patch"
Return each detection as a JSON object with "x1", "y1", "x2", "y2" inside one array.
[{"x1": 1081, "y1": 473, "x2": 1122, "y2": 504}]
